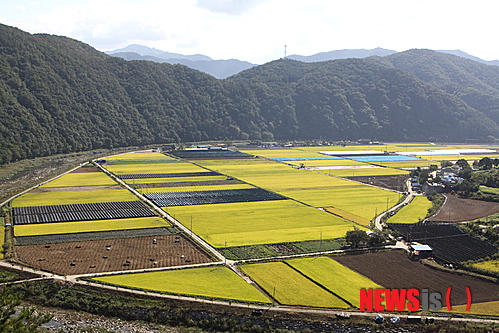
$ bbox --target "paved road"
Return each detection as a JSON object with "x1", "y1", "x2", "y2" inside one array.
[{"x1": 373, "y1": 178, "x2": 417, "y2": 231}]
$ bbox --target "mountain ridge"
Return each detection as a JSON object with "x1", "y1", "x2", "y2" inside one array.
[
  {"x1": 1, "y1": 23, "x2": 499, "y2": 165},
  {"x1": 106, "y1": 44, "x2": 499, "y2": 78}
]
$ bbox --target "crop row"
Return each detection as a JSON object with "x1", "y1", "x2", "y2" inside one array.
[
  {"x1": 145, "y1": 188, "x2": 286, "y2": 207},
  {"x1": 119, "y1": 171, "x2": 220, "y2": 179},
  {"x1": 13, "y1": 201, "x2": 151, "y2": 215},
  {"x1": 169, "y1": 149, "x2": 252, "y2": 159},
  {"x1": 14, "y1": 208, "x2": 156, "y2": 225},
  {"x1": 389, "y1": 223, "x2": 497, "y2": 264},
  {"x1": 15, "y1": 227, "x2": 174, "y2": 245}
]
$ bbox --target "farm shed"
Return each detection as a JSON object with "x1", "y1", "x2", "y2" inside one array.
[{"x1": 408, "y1": 244, "x2": 433, "y2": 260}]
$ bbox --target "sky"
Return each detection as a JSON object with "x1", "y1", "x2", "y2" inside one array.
[{"x1": 0, "y1": 0, "x2": 497, "y2": 64}]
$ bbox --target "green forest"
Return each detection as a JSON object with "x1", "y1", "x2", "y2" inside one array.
[{"x1": 2, "y1": 23, "x2": 499, "y2": 165}]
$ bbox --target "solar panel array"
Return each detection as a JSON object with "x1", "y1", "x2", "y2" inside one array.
[
  {"x1": 118, "y1": 171, "x2": 220, "y2": 179},
  {"x1": 13, "y1": 201, "x2": 156, "y2": 225},
  {"x1": 169, "y1": 149, "x2": 252, "y2": 159},
  {"x1": 145, "y1": 188, "x2": 286, "y2": 207}
]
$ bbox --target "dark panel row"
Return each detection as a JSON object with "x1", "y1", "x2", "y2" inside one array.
[
  {"x1": 118, "y1": 171, "x2": 220, "y2": 179},
  {"x1": 13, "y1": 201, "x2": 149, "y2": 216},
  {"x1": 389, "y1": 223, "x2": 497, "y2": 264},
  {"x1": 15, "y1": 227, "x2": 173, "y2": 245},
  {"x1": 14, "y1": 208, "x2": 156, "y2": 225},
  {"x1": 144, "y1": 188, "x2": 286, "y2": 207}
]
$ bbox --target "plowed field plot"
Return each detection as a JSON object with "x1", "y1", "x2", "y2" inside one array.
[
  {"x1": 333, "y1": 251, "x2": 499, "y2": 305},
  {"x1": 15, "y1": 235, "x2": 212, "y2": 275},
  {"x1": 428, "y1": 194, "x2": 499, "y2": 222},
  {"x1": 347, "y1": 175, "x2": 408, "y2": 192}
]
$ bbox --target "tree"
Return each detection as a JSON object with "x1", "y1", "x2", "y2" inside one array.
[
  {"x1": 441, "y1": 160, "x2": 453, "y2": 168},
  {"x1": 0, "y1": 288, "x2": 52, "y2": 332},
  {"x1": 345, "y1": 228, "x2": 370, "y2": 248},
  {"x1": 458, "y1": 179, "x2": 479, "y2": 197},
  {"x1": 369, "y1": 231, "x2": 386, "y2": 246},
  {"x1": 455, "y1": 159, "x2": 470, "y2": 169},
  {"x1": 478, "y1": 157, "x2": 493, "y2": 170}
]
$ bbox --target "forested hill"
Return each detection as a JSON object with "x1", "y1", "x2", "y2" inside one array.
[{"x1": 1, "y1": 23, "x2": 499, "y2": 164}]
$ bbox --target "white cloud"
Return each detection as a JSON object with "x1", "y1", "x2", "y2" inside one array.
[
  {"x1": 195, "y1": 0, "x2": 266, "y2": 15},
  {"x1": 3, "y1": 0, "x2": 499, "y2": 63}
]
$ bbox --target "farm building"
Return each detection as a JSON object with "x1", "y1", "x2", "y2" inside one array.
[{"x1": 408, "y1": 243, "x2": 433, "y2": 260}]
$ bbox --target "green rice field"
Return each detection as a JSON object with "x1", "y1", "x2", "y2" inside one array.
[
  {"x1": 386, "y1": 196, "x2": 432, "y2": 224},
  {"x1": 240, "y1": 149, "x2": 327, "y2": 159},
  {"x1": 142, "y1": 183, "x2": 254, "y2": 193},
  {"x1": 14, "y1": 217, "x2": 169, "y2": 237},
  {"x1": 105, "y1": 152, "x2": 175, "y2": 160},
  {"x1": 125, "y1": 175, "x2": 229, "y2": 184},
  {"x1": 240, "y1": 261, "x2": 350, "y2": 308},
  {"x1": 375, "y1": 160, "x2": 436, "y2": 169},
  {"x1": 480, "y1": 186, "x2": 499, "y2": 195},
  {"x1": 324, "y1": 167, "x2": 408, "y2": 177},
  {"x1": 453, "y1": 301, "x2": 499, "y2": 316},
  {"x1": 472, "y1": 259, "x2": 499, "y2": 272},
  {"x1": 285, "y1": 159, "x2": 368, "y2": 167},
  {"x1": 12, "y1": 190, "x2": 138, "y2": 207},
  {"x1": 166, "y1": 200, "x2": 360, "y2": 247},
  {"x1": 197, "y1": 159, "x2": 400, "y2": 221},
  {"x1": 93, "y1": 266, "x2": 271, "y2": 303},
  {"x1": 285, "y1": 256, "x2": 383, "y2": 307},
  {"x1": 104, "y1": 162, "x2": 209, "y2": 175},
  {"x1": 40, "y1": 172, "x2": 117, "y2": 188}
]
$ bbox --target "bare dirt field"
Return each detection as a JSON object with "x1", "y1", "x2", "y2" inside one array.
[
  {"x1": 15, "y1": 235, "x2": 213, "y2": 275},
  {"x1": 333, "y1": 250, "x2": 499, "y2": 305},
  {"x1": 347, "y1": 175, "x2": 407, "y2": 192},
  {"x1": 428, "y1": 194, "x2": 499, "y2": 222}
]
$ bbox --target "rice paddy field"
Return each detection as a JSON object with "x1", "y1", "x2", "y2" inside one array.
[
  {"x1": 285, "y1": 159, "x2": 369, "y2": 167},
  {"x1": 103, "y1": 162, "x2": 209, "y2": 175},
  {"x1": 453, "y1": 301, "x2": 499, "y2": 316},
  {"x1": 8, "y1": 146, "x2": 499, "y2": 315},
  {"x1": 324, "y1": 167, "x2": 409, "y2": 177},
  {"x1": 471, "y1": 259, "x2": 499, "y2": 272},
  {"x1": 141, "y1": 183, "x2": 254, "y2": 193},
  {"x1": 126, "y1": 175, "x2": 229, "y2": 184},
  {"x1": 11, "y1": 189, "x2": 138, "y2": 207},
  {"x1": 284, "y1": 257, "x2": 382, "y2": 307},
  {"x1": 240, "y1": 261, "x2": 350, "y2": 308},
  {"x1": 39, "y1": 172, "x2": 119, "y2": 188},
  {"x1": 14, "y1": 216, "x2": 169, "y2": 237},
  {"x1": 386, "y1": 196, "x2": 433, "y2": 224},
  {"x1": 105, "y1": 152, "x2": 177, "y2": 161},
  {"x1": 196, "y1": 159, "x2": 400, "y2": 222},
  {"x1": 166, "y1": 200, "x2": 359, "y2": 247},
  {"x1": 92, "y1": 266, "x2": 271, "y2": 304},
  {"x1": 374, "y1": 160, "x2": 437, "y2": 169}
]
